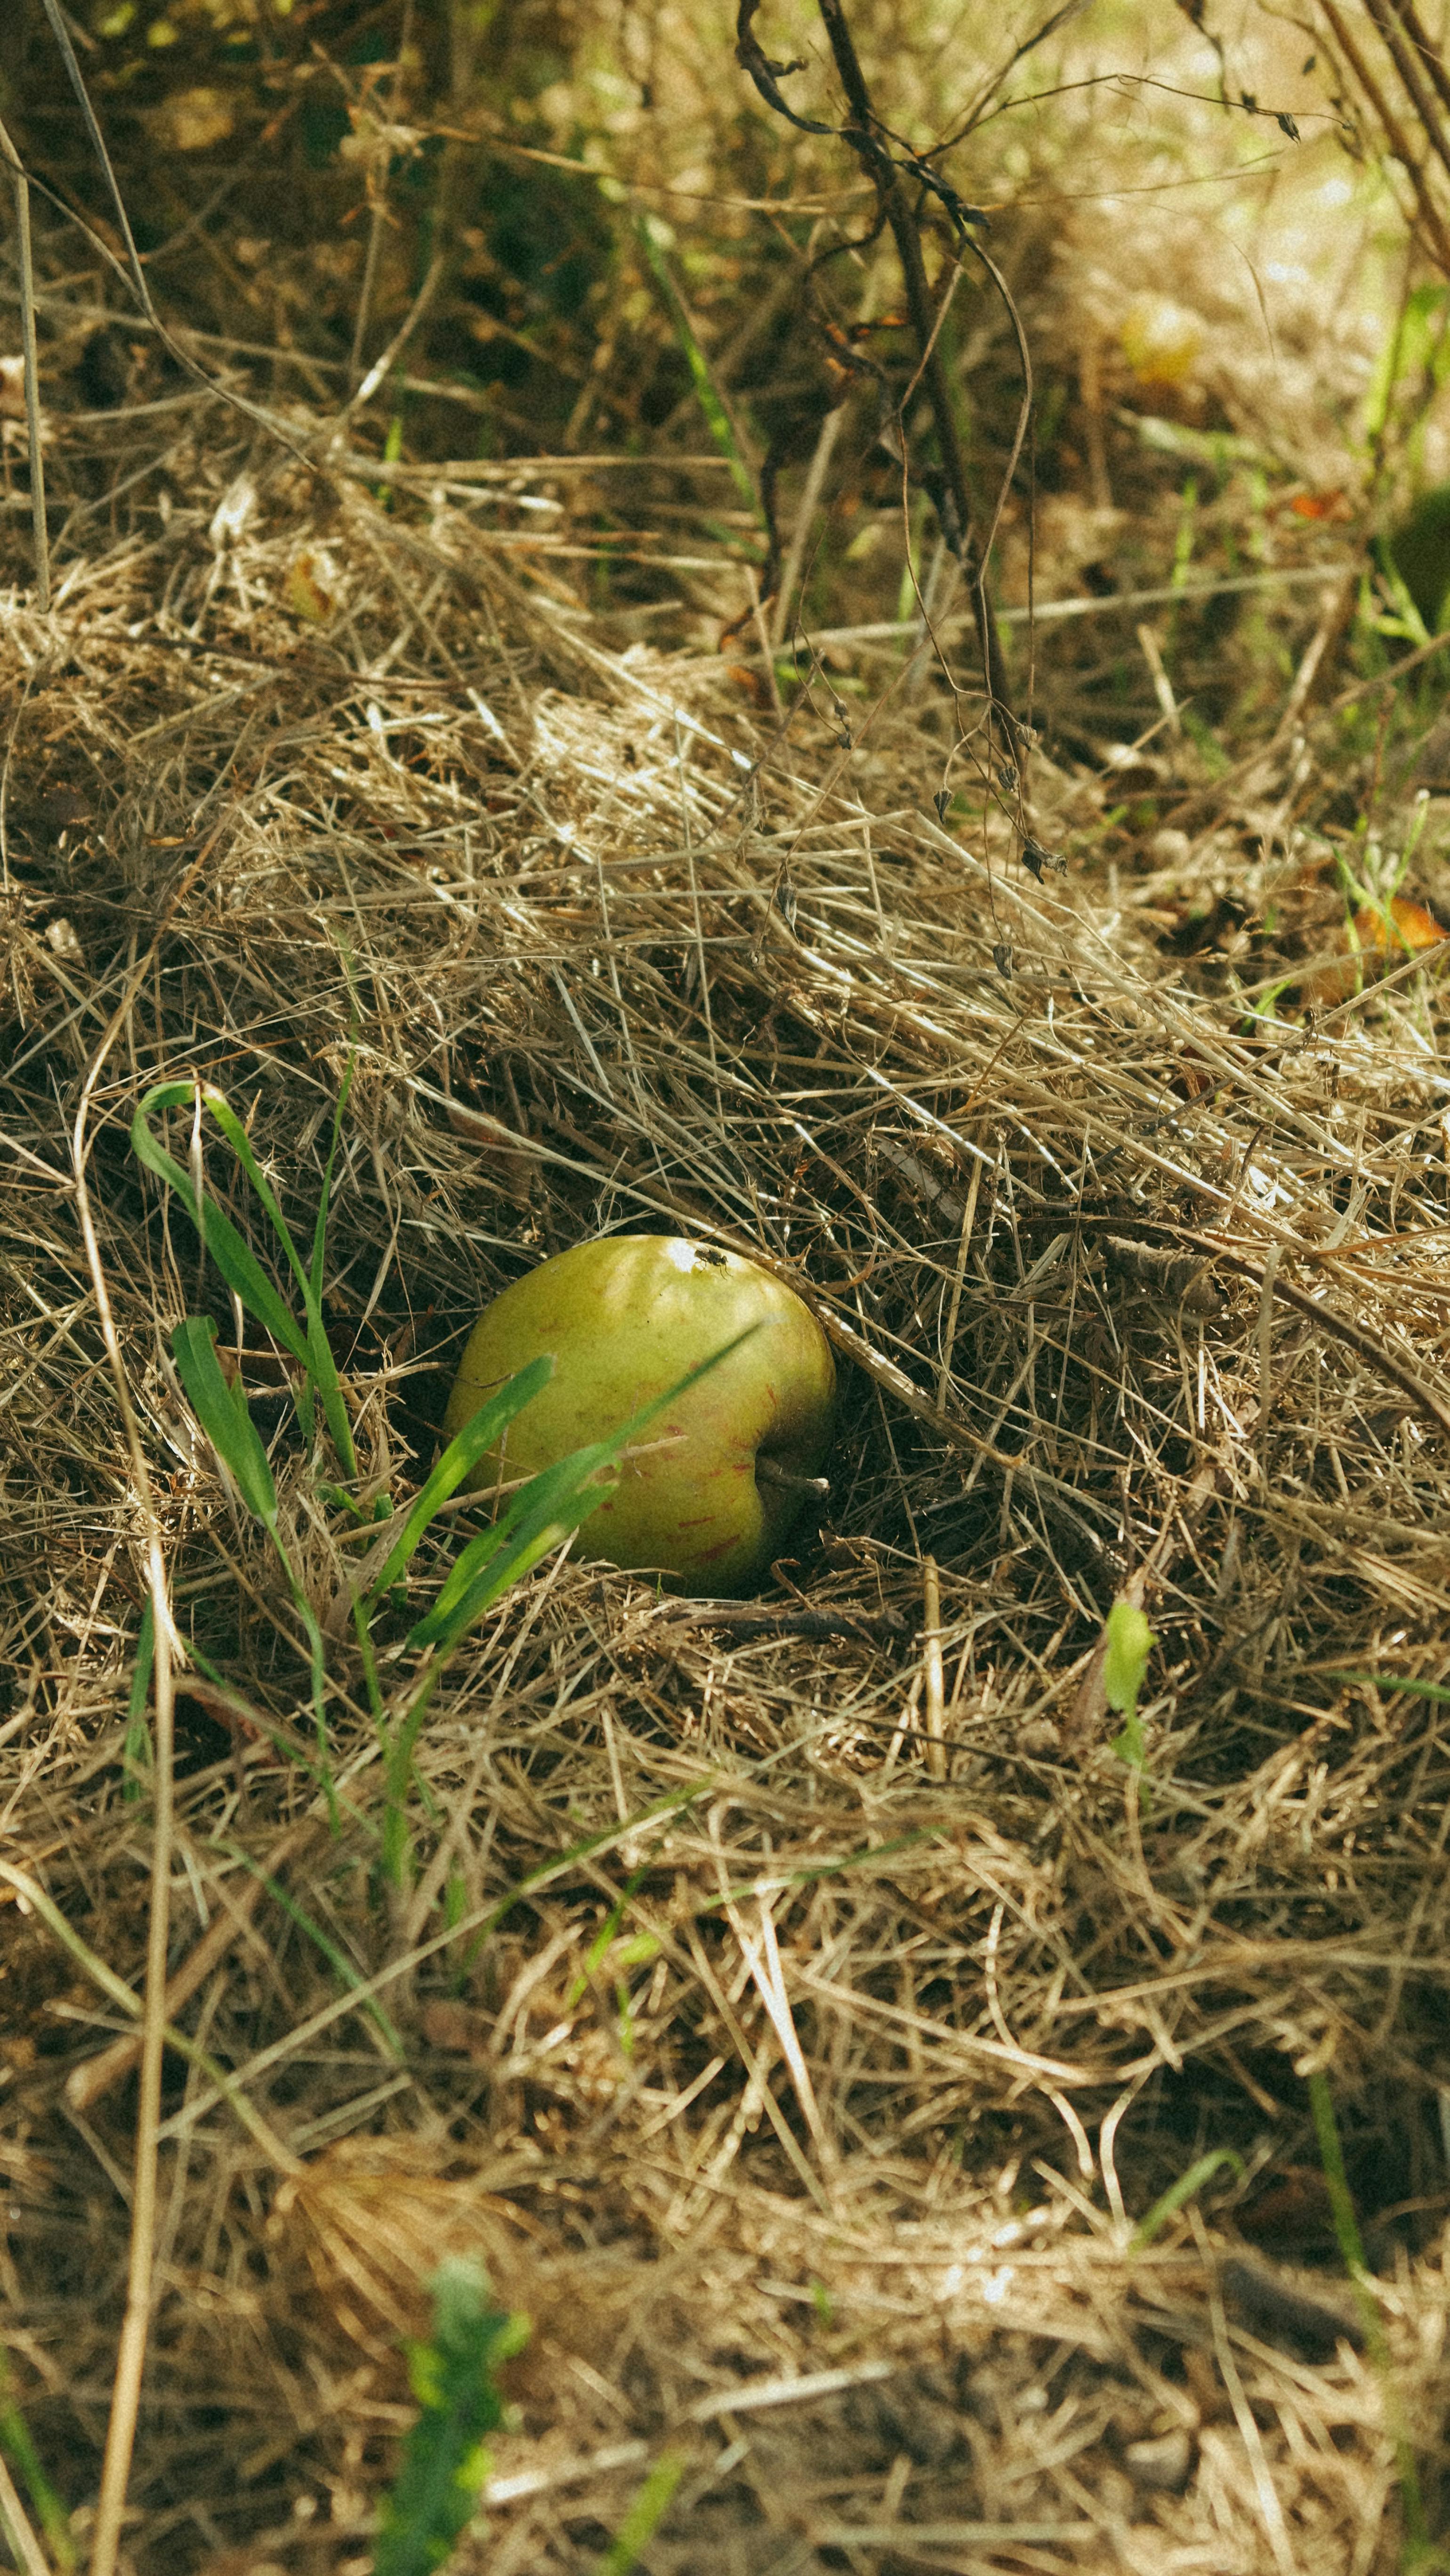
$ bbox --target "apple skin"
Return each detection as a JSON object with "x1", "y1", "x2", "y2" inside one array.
[{"x1": 443, "y1": 1235, "x2": 836, "y2": 1596}]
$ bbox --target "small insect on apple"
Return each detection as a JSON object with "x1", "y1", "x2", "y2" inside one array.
[{"x1": 443, "y1": 1235, "x2": 836, "y2": 1596}]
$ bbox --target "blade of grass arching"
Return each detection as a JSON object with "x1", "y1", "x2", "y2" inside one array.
[
  {"x1": 132, "y1": 1086, "x2": 313, "y2": 1369},
  {"x1": 636, "y1": 220, "x2": 757, "y2": 512},
  {"x1": 134, "y1": 1079, "x2": 358, "y2": 1477},
  {"x1": 350, "y1": 1356, "x2": 556, "y2": 1758},
  {"x1": 122, "y1": 1601, "x2": 155, "y2": 1803},
  {"x1": 1128, "y1": 2149, "x2": 1245, "y2": 2252},
  {"x1": 402, "y1": 1470, "x2": 570, "y2": 1653},
  {"x1": 385, "y1": 1514, "x2": 584, "y2": 1877},
  {"x1": 204, "y1": 1087, "x2": 357, "y2": 1478},
  {"x1": 356, "y1": 1356, "x2": 555, "y2": 1616},
  {"x1": 411, "y1": 1469, "x2": 589, "y2": 1651},
  {"x1": 408, "y1": 1327, "x2": 761, "y2": 1657},
  {"x1": 1307, "y1": 2069, "x2": 1437, "y2": 2570},
  {"x1": 202, "y1": 1094, "x2": 318, "y2": 1307},
  {"x1": 383, "y1": 1495, "x2": 576, "y2": 1884}
]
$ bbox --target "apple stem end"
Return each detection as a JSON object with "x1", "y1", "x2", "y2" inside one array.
[{"x1": 755, "y1": 1457, "x2": 830, "y2": 1497}]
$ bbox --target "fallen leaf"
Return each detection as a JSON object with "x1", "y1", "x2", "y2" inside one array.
[
  {"x1": 286, "y1": 549, "x2": 338, "y2": 624},
  {"x1": 1302, "y1": 894, "x2": 1446, "y2": 1007}
]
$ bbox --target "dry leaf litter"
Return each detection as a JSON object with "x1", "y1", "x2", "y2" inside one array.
[{"x1": 5, "y1": 45, "x2": 1450, "y2": 2576}]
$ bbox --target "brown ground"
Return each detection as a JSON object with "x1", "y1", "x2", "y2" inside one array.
[{"x1": 6, "y1": 5, "x2": 1450, "y2": 2572}]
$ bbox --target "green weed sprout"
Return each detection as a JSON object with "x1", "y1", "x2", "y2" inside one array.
[
  {"x1": 373, "y1": 1320, "x2": 757, "y2": 1888},
  {"x1": 1128, "y1": 2148, "x2": 1245, "y2": 2253},
  {"x1": 1104, "y1": 1598, "x2": 1154, "y2": 1796},
  {"x1": 133, "y1": 1075, "x2": 362, "y2": 1481},
  {"x1": 372, "y1": 2260, "x2": 526, "y2": 2576},
  {"x1": 595, "y1": 2450, "x2": 688, "y2": 2576},
  {"x1": 131, "y1": 1075, "x2": 755, "y2": 1882}
]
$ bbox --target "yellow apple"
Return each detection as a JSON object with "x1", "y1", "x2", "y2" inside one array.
[{"x1": 443, "y1": 1235, "x2": 836, "y2": 1596}]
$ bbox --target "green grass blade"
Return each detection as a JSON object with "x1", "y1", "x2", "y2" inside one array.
[
  {"x1": 134, "y1": 1079, "x2": 359, "y2": 1477},
  {"x1": 414, "y1": 1529, "x2": 559, "y2": 1659},
  {"x1": 1128, "y1": 2149, "x2": 1245, "y2": 2252},
  {"x1": 384, "y1": 1333, "x2": 757, "y2": 1884},
  {"x1": 0, "y1": 2349, "x2": 75, "y2": 2571},
  {"x1": 1330, "y1": 1671, "x2": 1450, "y2": 1703},
  {"x1": 172, "y1": 1318, "x2": 333, "y2": 1802},
  {"x1": 358, "y1": 1355, "x2": 554, "y2": 1614},
  {"x1": 132, "y1": 1085, "x2": 312, "y2": 1367},
  {"x1": 407, "y1": 1326, "x2": 760, "y2": 1654},
  {"x1": 204, "y1": 1087, "x2": 358, "y2": 1477},
  {"x1": 172, "y1": 1317, "x2": 279, "y2": 1527},
  {"x1": 203, "y1": 1088, "x2": 316, "y2": 1309},
  {"x1": 595, "y1": 2450, "x2": 688, "y2": 2576},
  {"x1": 636, "y1": 219, "x2": 757, "y2": 511},
  {"x1": 403, "y1": 1454, "x2": 581, "y2": 1651}
]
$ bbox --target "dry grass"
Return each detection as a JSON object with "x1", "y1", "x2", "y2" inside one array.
[{"x1": 6, "y1": 4, "x2": 1450, "y2": 2572}]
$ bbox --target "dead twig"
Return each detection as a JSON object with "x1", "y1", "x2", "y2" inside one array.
[{"x1": 0, "y1": 117, "x2": 49, "y2": 611}]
